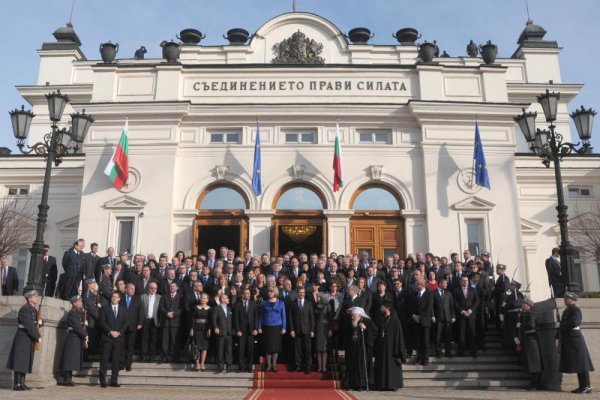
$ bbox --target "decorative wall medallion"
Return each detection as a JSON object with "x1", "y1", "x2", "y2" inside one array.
[
  {"x1": 291, "y1": 164, "x2": 305, "y2": 179},
  {"x1": 118, "y1": 167, "x2": 141, "y2": 193},
  {"x1": 272, "y1": 30, "x2": 324, "y2": 64},
  {"x1": 457, "y1": 168, "x2": 483, "y2": 194},
  {"x1": 216, "y1": 165, "x2": 229, "y2": 180},
  {"x1": 369, "y1": 165, "x2": 383, "y2": 180}
]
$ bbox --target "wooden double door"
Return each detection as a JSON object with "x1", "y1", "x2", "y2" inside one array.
[
  {"x1": 194, "y1": 211, "x2": 248, "y2": 257},
  {"x1": 350, "y1": 214, "x2": 405, "y2": 260}
]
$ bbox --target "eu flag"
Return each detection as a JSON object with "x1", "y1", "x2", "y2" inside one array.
[
  {"x1": 252, "y1": 122, "x2": 262, "y2": 196},
  {"x1": 473, "y1": 121, "x2": 491, "y2": 189}
]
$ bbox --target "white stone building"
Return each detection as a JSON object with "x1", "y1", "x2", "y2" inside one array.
[{"x1": 2, "y1": 12, "x2": 599, "y2": 299}]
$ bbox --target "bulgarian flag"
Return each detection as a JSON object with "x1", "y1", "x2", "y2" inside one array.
[
  {"x1": 333, "y1": 120, "x2": 343, "y2": 192},
  {"x1": 104, "y1": 120, "x2": 129, "y2": 189}
]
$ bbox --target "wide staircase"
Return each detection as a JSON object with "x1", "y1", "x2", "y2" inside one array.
[{"x1": 73, "y1": 327, "x2": 529, "y2": 389}]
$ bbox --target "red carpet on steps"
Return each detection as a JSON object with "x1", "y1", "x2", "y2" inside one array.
[{"x1": 244, "y1": 364, "x2": 357, "y2": 400}]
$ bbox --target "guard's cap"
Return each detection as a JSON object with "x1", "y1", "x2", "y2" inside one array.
[
  {"x1": 564, "y1": 291, "x2": 579, "y2": 300},
  {"x1": 24, "y1": 290, "x2": 39, "y2": 299},
  {"x1": 496, "y1": 264, "x2": 506, "y2": 270},
  {"x1": 510, "y1": 280, "x2": 522, "y2": 289},
  {"x1": 520, "y1": 297, "x2": 534, "y2": 307},
  {"x1": 69, "y1": 295, "x2": 82, "y2": 303},
  {"x1": 481, "y1": 252, "x2": 490, "y2": 257}
]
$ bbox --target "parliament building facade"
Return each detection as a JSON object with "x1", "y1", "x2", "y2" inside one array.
[{"x1": 2, "y1": 12, "x2": 600, "y2": 300}]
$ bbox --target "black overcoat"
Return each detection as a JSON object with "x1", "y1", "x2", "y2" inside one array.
[
  {"x1": 6, "y1": 303, "x2": 40, "y2": 373},
  {"x1": 61, "y1": 308, "x2": 87, "y2": 371},
  {"x1": 519, "y1": 310, "x2": 542, "y2": 373},
  {"x1": 374, "y1": 314, "x2": 404, "y2": 390},
  {"x1": 559, "y1": 306, "x2": 594, "y2": 373}
]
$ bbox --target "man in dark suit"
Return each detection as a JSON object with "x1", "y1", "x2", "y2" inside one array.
[
  {"x1": 364, "y1": 266, "x2": 381, "y2": 293},
  {"x1": 290, "y1": 287, "x2": 315, "y2": 373},
  {"x1": 120, "y1": 283, "x2": 143, "y2": 371},
  {"x1": 96, "y1": 247, "x2": 117, "y2": 282},
  {"x1": 212, "y1": 293, "x2": 233, "y2": 373},
  {"x1": 410, "y1": 279, "x2": 433, "y2": 365},
  {"x1": 234, "y1": 288, "x2": 258, "y2": 372},
  {"x1": 160, "y1": 281, "x2": 182, "y2": 362},
  {"x1": 160, "y1": 269, "x2": 177, "y2": 296},
  {"x1": 62, "y1": 239, "x2": 85, "y2": 298},
  {"x1": 453, "y1": 276, "x2": 479, "y2": 357},
  {"x1": 450, "y1": 262, "x2": 465, "y2": 290},
  {"x1": 82, "y1": 243, "x2": 99, "y2": 294},
  {"x1": 41, "y1": 245, "x2": 58, "y2": 297},
  {"x1": 98, "y1": 291, "x2": 128, "y2": 388},
  {"x1": 392, "y1": 278, "x2": 411, "y2": 359},
  {"x1": 1, "y1": 255, "x2": 20, "y2": 296},
  {"x1": 432, "y1": 277, "x2": 455, "y2": 357},
  {"x1": 546, "y1": 247, "x2": 565, "y2": 297}
]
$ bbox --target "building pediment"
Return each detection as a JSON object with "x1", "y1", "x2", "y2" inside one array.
[
  {"x1": 56, "y1": 216, "x2": 79, "y2": 230},
  {"x1": 451, "y1": 196, "x2": 496, "y2": 211},
  {"x1": 520, "y1": 218, "x2": 542, "y2": 236},
  {"x1": 104, "y1": 195, "x2": 146, "y2": 210}
]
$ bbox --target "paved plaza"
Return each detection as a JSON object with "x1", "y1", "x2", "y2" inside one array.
[{"x1": 1, "y1": 386, "x2": 598, "y2": 400}]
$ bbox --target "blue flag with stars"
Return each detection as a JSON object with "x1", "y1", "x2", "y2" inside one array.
[
  {"x1": 252, "y1": 122, "x2": 262, "y2": 195},
  {"x1": 473, "y1": 121, "x2": 491, "y2": 189}
]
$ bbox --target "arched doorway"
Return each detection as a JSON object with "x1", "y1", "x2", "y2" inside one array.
[
  {"x1": 271, "y1": 183, "x2": 327, "y2": 256},
  {"x1": 193, "y1": 184, "x2": 249, "y2": 257},
  {"x1": 350, "y1": 184, "x2": 405, "y2": 260}
]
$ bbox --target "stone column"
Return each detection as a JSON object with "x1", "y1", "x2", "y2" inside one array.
[
  {"x1": 247, "y1": 210, "x2": 275, "y2": 255},
  {"x1": 401, "y1": 210, "x2": 428, "y2": 255},
  {"x1": 323, "y1": 211, "x2": 353, "y2": 255},
  {"x1": 0, "y1": 297, "x2": 69, "y2": 388}
]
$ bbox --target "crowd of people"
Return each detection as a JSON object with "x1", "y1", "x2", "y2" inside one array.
[{"x1": 2, "y1": 239, "x2": 594, "y2": 394}]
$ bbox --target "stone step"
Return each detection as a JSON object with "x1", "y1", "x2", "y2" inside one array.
[
  {"x1": 71, "y1": 375, "x2": 253, "y2": 388},
  {"x1": 75, "y1": 368, "x2": 253, "y2": 378},
  {"x1": 401, "y1": 371, "x2": 529, "y2": 380},
  {"x1": 402, "y1": 363, "x2": 523, "y2": 372},
  {"x1": 404, "y1": 379, "x2": 529, "y2": 388}
]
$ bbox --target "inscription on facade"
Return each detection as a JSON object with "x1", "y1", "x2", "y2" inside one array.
[{"x1": 191, "y1": 79, "x2": 408, "y2": 93}]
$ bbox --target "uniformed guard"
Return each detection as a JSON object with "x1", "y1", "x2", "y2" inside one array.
[
  {"x1": 559, "y1": 292, "x2": 594, "y2": 394},
  {"x1": 502, "y1": 280, "x2": 524, "y2": 350},
  {"x1": 83, "y1": 278, "x2": 100, "y2": 356},
  {"x1": 493, "y1": 264, "x2": 510, "y2": 328},
  {"x1": 5, "y1": 290, "x2": 42, "y2": 391},
  {"x1": 58, "y1": 295, "x2": 88, "y2": 386},
  {"x1": 514, "y1": 297, "x2": 543, "y2": 391}
]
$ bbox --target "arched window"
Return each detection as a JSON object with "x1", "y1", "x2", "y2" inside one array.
[
  {"x1": 351, "y1": 186, "x2": 401, "y2": 211},
  {"x1": 275, "y1": 185, "x2": 325, "y2": 210},
  {"x1": 198, "y1": 186, "x2": 248, "y2": 210}
]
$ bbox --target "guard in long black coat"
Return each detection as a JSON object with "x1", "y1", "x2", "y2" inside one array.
[
  {"x1": 502, "y1": 281, "x2": 523, "y2": 350},
  {"x1": 59, "y1": 296, "x2": 88, "y2": 386},
  {"x1": 83, "y1": 279, "x2": 100, "y2": 355},
  {"x1": 6, "y1": 290, "x2": 42, "y2": 391},
  {"x1": 374, "y1": 301, "x2": 404, "y2": 391},
  {"x1": 559, "y1": 292, "x2": 594, "y2": 394},
  {"x1": 515, "y1": 299, "x2": 543, "y2": 391}
]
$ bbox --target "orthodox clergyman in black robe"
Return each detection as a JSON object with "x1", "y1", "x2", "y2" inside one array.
[
  {"x1": 344, "y1": 307, "x2": 377, "y2": 391},
  {"x1": 374, "y1": 300, "x2": 404, "y2": 391}
]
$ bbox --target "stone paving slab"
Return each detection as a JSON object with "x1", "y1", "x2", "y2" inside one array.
[{"x1": 1, "y1": 385, "x2": 598, "y2": 400}]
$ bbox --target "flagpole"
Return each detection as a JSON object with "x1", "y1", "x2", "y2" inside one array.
[{"x1": 470, "y1": 119, "x2": 477, "y2": 189}]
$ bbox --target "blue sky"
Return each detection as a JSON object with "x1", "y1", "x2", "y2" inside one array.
[{"x1": 1, "y1": 0, "x2": 599, "y2": 150}]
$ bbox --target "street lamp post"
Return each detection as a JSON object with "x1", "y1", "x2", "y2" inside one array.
[
  {"x1": 9, "y1": 90, "x2": 94, "y2": 293},
  {"x1": 514, "y1": 90, "x2": 596, "y2": 292}
]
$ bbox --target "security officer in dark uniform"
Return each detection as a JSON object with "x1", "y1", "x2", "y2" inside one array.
[
  {"x1": 493, "y1": 264, "x2": 510, "y2": 327},
  {"x1": 6, "y1": 290, "x2": 42, "y2": 391},
  {"x1": 58, "y1": 295, "x2": 88, "y2": 386},
  {"x1": 83, "y1": 278, "x2": 100, "y2": 356},
  {"x1": 502, "y1": 280, "x2": 523, "y2": 350},
  {"x1": 514, "y1": 298, "x2": 543, "y2": 391},
  {"x1": 559, "y1": 292, "x2": 594, "y2": 394}
]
